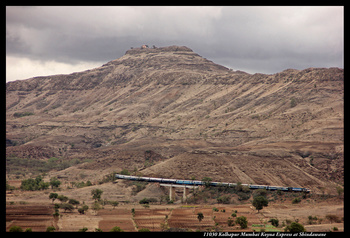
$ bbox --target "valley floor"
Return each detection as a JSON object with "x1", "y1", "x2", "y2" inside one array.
[{"x1": 6, "y1": 195, "x2": 343, "y2": 232}]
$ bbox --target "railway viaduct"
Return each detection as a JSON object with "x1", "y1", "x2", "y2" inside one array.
[{"x1": 159, "y1": 184, "x2": 199, "y2": 201}]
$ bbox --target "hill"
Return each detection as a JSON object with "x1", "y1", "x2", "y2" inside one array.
[{"x1": 6, "y1": 45, "x2": 343, "y2": 194}]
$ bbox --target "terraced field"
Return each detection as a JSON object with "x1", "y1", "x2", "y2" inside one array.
[
  {"x1": 6, "y1": 204, "x2": 57, "y2": 232},
  {"x1": 133, "y1": 208, "x2": 171, "y2": 231},
  {"x1": 98, "y1": 208, "x2": 135, "y2": 232}
]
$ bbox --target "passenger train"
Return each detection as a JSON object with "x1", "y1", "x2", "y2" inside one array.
[{"x1": 115, "y1": 174, "x2": 311, "y2": 193}]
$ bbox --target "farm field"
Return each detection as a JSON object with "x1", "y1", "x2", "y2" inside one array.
[
  {"x1": 6, "y1": 199, "x2": 344, "y2": 232},
  {"x1": 6, "y1": 204, "x2": 57, "y2": 232}
]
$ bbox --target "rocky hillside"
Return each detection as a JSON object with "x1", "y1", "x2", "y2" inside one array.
[{"x1": 6, "y1": 45, "x2": 343, "y2": 194}]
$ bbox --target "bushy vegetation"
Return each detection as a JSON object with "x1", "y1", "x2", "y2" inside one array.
[
  {"x1": 186, "y1": 181, "x2": 251, "y2": 204},
  {"x1": 235, "y1": 216, "x2": 248, "y2": 229},
  {"x1": 284, "y1": 222, "x2": 305, "y2": 232},
  {"x1": 6, "y1": 156, "x2": 87, "y2": 176},
  {"x1": 20, "y1": 175, "x2": 50, "y2": 191},
  {"x1": 13, "y1": 112, "x2": 34, "y2": 118},
  {"x1": 139, "y1": 197, "x2": 158, "y2": 204}
]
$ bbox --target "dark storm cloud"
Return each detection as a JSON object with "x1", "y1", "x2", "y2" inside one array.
[
  {"x1": 6, "y1": 6, "x2": 343, "y2": 82},
  {"x1": 194, "y1": 6, "x2": 343, "y2": 73}
]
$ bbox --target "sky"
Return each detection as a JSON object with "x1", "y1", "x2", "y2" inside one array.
[{"x1": 6, "y1": 6, "x2": 344, "y2": 82}]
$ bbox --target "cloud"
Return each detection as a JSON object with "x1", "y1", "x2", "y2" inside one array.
[
  {"x1": 6, "y1": 55, "x2": 104, "y2": 82},
  {"x1": 6, "y1": 6, "x2": 343, "y2": 81}
]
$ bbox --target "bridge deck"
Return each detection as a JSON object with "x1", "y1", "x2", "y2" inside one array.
[{"x1": 159, "y1": 184, "x2": 199, "y2": 189}]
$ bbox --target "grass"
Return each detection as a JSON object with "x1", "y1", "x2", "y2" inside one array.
[
  {"x1": 181, "y1": 205, "x2": 199, "y2": 208},
  {"x1": 251, "y1": 224, "x2": 282, "y2": 232}
]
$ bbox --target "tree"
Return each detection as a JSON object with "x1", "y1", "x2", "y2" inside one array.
[
  {"x1": 111, "y1": 201, "x2": 119, "y2": 209},
  {"x1": 49, "y1": 193, "x2": 58, "y2": 203},
  {"x1": 50, "y1": 177, "x2": 61, "y2": 189},
  {"x1": 91, "y1": 202, "x2": 102, "y2": 215},
  {"x1": 91, "y1": 189, "x2": 103, "y2": 201},
  {"x1": 197, "y1": 212, "x2": 204, "y2": 222},
  {"x1": 57, "y1": 194, "x2": 68, "y2": 203},
  {"x1": 78, "y1": 205, "x2": 89, "y2": 214},
  {"x1": 235, "y1": 216, "x2": 248, "y2": 229},
  {"x1": 20, "y1": 175, "x2": 50, "y2": 191},
  {"x1": 69, "y1": 198, "x2": 80, "y2": 208},
  {"x1": 252, "y1": 195, "x2": 269, "y2": 213},
  {"x1": 60, "y1": 203, "x2": 74, "y2": 212},
  {"x1": 284, "y1": 222, "x2": 306, "y2": 232}
]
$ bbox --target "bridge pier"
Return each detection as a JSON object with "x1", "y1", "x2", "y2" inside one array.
[
  {"x1": 183, "y1": 187, "x2": 189, "y2": 201},
  {"x1": 169, "y1": 186, "x2": 176, "y2": 201},
  {"x1": 159, "y1": 184, "x2": 199, "y2": 202}
]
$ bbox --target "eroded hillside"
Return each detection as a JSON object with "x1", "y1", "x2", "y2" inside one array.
[{"x1": 6, "y1": 45, "x2": 343, "y2": 194}]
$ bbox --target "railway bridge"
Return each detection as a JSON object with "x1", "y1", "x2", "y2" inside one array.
[
  {"x1": 159, "y1": 183, "x2": 199, "y2": 201},
  {"x1": 115, "y1": 174, "x2": 311, "y2": 202}
]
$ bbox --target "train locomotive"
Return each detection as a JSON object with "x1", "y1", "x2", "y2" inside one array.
[{"x1": 115, "y1": 174, "x2": 310, "y2": 193}]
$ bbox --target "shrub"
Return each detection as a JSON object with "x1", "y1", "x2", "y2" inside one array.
[
  {"x1": 284, "y1": 222, "x2": 305, "y2": 232},
  {"x1": 110, "y1": 226, "x2": 124, "y2": 232},
  {"x1": 13, "y1": 112, "x2": 34, "y2": 118},
  {"x1": 227, "y1": 217, "x2": 235, "y2": 226},
  {"x1": 9, "y1": 226, "x2": 23, "y2": 232},
  {"x1": 91, "y1": 189, "x2": 103, "y2": 201},
  {"x1": 197, "y1": 212, "x2": 204, "y2": 222},
  {"x1": 139, "y1": 197, "x2": 158, "y2": 204},
  {"x1": 253, "y1": 189, "x2": 268, "y2": 198},
  {"x1": 120, "y1": 169, "x2": 130, "y2": 175},
  {"x1": 132, "y1": 181, "x2": 147, "y2": 195},
  {"x1": 217, "y1": 195, "x2": 231, "y2": 204},
  {"x1": 290, "y1": 97, "x2": 297, "y2": 108},
  {"x1": 237, "y1": 192, "x2": 251, "y2": 201},
  {"x1": 325, "y1": 214, "x2": 341, "y2": 223},
  {"x1": 269, "y1": 218, "x2": 279, "y2": 227},
  {"x1": 292, "y1": 197, "x2": 301, "y2": 204},
  {"x1": 236, "y1": 216, "x2": 248, "y2": 229},
  {"x1": 46, "y1": 226, "x2": 56, "y2": 232},
  {"x1": 78, "y1": 227, "x2": 88, "y2": 232},
  {"x1": 202, "y1": 177, "x2": 212, "y2": 187}
]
